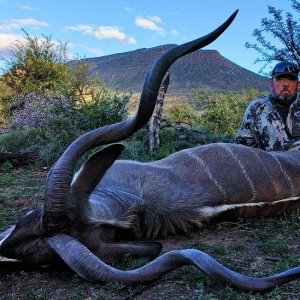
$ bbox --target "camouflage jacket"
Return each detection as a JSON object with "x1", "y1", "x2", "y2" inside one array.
[{"x1": 236, "y1": 95, "x2": 300, "y2": 151}]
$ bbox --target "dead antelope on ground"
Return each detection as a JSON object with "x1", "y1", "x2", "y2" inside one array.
[{"x1": 1, "y1": 10, "x2": 300, "y2": 293}]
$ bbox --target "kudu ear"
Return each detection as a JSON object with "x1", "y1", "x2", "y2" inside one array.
[{"x1": 71, "y1": 143, "x2": 124, "y2": 195}]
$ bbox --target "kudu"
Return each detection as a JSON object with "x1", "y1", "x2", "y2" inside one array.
[{"x1": 1, "y1": 10, "x2": 300, "y2": 293}]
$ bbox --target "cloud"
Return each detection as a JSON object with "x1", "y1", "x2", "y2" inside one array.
[
  {"x1": 0, "y1": 33, "x2": 64, "y2": 58},
  {"x1": 83, "y1": 46, "x2": 104, "y2": 57},
  {"x1": 0, "y1": 18, "x2": 48, "y2": 32},
  {"x1": 16, "y1": 3, "x2": 35, "y2": 11},
  {"x1": 65, "y1": 24, "x2": 136, "y2": 44},
  {"x1": 135, "y1": 16, "x2": 166, "y2": 35},
  {"x1": 65, "y1": 24, "x2": 94, "y2": 35},
  {"x1": 94, "y1": 26, "x2": 136, "y2": 44},
  {"x1": 0, "y1": 33, "x2": 25, "y2": 54}
]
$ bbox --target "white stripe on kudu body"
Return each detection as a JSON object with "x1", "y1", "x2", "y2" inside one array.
[
  {"x1": 186, "y1": 152, "x2": 228, "y2": 201},
  {"x1": 270, "y1": 152, "x2": 296, "y2": 196},
  {"x1": 219, "y1": 144, "x2": 257, "y2": 201},
  {"x1": 247, "y1": 147, "x2": 279, "y2": 197}
]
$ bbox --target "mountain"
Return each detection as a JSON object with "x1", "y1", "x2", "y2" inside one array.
[{"x1": 75, "y1": 44, "x2": 269, "y2": 94}]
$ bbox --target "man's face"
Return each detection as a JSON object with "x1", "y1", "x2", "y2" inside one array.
[{"x1": 270, "y1": 75, "x2": 299, "y2": 106}]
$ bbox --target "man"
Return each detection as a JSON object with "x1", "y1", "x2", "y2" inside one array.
[{"x1": 236, "y1": 61, "x2": 300, "y2": 151}]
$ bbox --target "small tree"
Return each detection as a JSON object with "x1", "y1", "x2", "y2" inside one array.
[
  {"x1": 1, "y1": 30, "x2": 71, "y2": 97},
  {"x1": 69, "y1": 60, "x2": 98, "y2": 101},
  {"x1": 246, "y1": 0, "x2": 300, "y2": 73}
]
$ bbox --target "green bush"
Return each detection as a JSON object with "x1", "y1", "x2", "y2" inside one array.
[
  {"x1": 76, "y1": 88, "x2": 130, "y2": 131},
  {"x1": 0, "y1": 128, "x2": 43, "y2": 153},
  {"x1": 0, "y1": 79, "x2": 17, "y2": 124},
  {"x1": 190, "y1": 88, "x2": 265, "y2": 136},
  {"x1": 0, "y1": 89, "x2": 131, "y2": 166},
  {"x1": 189, "y1": 88, "x2": 217, "y2": 111},
  {"x1": 0, "y1": 31, "x2": 73, "y2": 122},
  {"x1": 167, "y1": 102, "x2": 201, "y2": 126}
]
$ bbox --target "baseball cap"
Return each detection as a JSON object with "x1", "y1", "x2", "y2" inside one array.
[{"x1": 271, "y1": 61, "x2": 299, "y2": 79}]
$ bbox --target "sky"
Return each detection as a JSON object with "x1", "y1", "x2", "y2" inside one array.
[{"x1": 0, "y1": 0, "x2": 297, "y2": 75}]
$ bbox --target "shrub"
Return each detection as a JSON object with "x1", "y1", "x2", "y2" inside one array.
[
  {"x1": 1, "y1": 89, "x2": 131, "y2": 166},
  {"x1": 190, "y1": 88, "x2": 264, "y2": 136},
  {"x1": 167, "y1": 102, "x2": 201, "y2": 126},
  {"x1": 76, "y1": 88, "x2": 130, "y2": 131},
  {"x1": 189, "y1": 88, "x2": 217, "y2": 111},
  {"x1": 0, "y1": 128, "x2": 43, "y2": 153},
  {"x1": 5, "y1": 93, "x2": 76, "y2": 130}
]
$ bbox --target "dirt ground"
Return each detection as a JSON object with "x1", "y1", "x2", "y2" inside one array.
[
  {"x1": 0, "y1": 168, "x2": 299, "y2": 299},
  {"x1": 1, "y1": 221, "x2": 299, "y2": 300}
]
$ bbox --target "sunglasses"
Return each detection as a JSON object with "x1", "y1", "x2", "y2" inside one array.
[{"x1": 272, "y1": 64, "x2": 299, "y2": 77}]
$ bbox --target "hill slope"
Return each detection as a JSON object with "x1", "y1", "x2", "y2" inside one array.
[{"x1": 77, "y1": 44, "x2": 268, "y2": 94}]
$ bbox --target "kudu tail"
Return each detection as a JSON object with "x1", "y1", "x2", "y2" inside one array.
[{"x1": 48, "y1": 234, "x2": 300, "y2": 292}]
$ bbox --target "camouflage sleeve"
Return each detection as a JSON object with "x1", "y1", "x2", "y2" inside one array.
[{"x1": 235, "y1": 103, "x2": 257, "y2": 147}]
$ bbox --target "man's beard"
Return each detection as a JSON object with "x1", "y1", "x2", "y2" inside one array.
[{"x1": 272, "y1": 93, "x2": 297, "y2": 107}]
